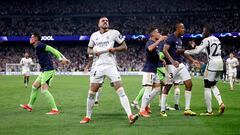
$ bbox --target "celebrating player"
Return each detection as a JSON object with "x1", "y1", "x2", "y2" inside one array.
[
  {"x1": 160, "y1": 22, "x2": 198, "y2": 117},
  {"x1": 20, "y1": 52, "x2": 34, "y2": 88},
  {"x1": 185, "y1": 24, "x2": 225, "y2": 115},
  {"x1": 226, "y1": 53, "x2": 239, "y2": 90},
  {"x1": 137, "y1": 27, "x2": 167, "y2": 117},
  {"x1": 20, "y1": 33, "x2": 70, "y2": 115},
  {"x1": 80, "y1": 17, "x2": 138, "y2": 125}
]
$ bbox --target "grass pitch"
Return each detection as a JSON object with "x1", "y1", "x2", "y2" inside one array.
[{"x1": 0, "y1": 75, "x2": 239, "y2": 135}]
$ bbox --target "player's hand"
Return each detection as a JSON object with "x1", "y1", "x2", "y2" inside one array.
[
  {"x1": 160, "y1": 59, "x2": 166, "y2": 66},
  {"x1": 172, "y1": 60, "x2": 179, "y2": 68},
  {"x1": 193, "y1": 60, "x2": 201, "y2": 68},
  {"x1": 108, "y1": 48, "x2": 116, "y2": 53},
  {"x1": 158, "y1": 35, "x2": 167, "y2": 42},
  {"x1": 189, "y1": 40, "x2": 197, "y2": 49},
  {"x1": 94, "y1": 51, "x2": 100, "y2": 56},
  {"x1": 60, "y1": 58, "x2": 71, "y2": 65}
]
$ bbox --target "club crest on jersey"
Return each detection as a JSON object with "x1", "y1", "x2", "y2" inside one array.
[{"x1": 119, "y1": 34, "x2": 123, "y2": 39}]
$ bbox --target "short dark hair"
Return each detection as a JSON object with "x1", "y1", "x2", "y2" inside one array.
[
  {"x1": 204, "y1": 23, "x2": 215, "y2": 34},
  {"x1": 32, "y1": 33, "x2": 41, "y2": 41},
  {"x1": 174, "y1": 21, "x2": 183, "y2": 31},
  {"x1": 148, "y1": 27, "x2": 158, "y2": 35}
]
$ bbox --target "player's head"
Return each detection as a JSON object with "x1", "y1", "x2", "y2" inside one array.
[
  {"x1": 148, "y1": 27, "x2": 161, "y2": 40},
  {"x1": 98, "y1": 16, "x2": 109, "y2": 30},
  {"x1": 24, "y1": 52, "x2": 29, "y2": 58},
  {"x1": 202, "y1": 24, "x2": 215, "y2": 38},
  {"x1": 174, "y1": 22, "x2": 185, "y2": 36},
  {"x1": 229, "y1": 53, "x2": 234, "y2": 58},
  {"x1": 30, "y1": 33, "x2": 41, "y2": 45}
]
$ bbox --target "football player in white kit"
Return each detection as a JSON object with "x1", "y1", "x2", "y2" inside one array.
[
  {"x1": 20, "y1": 52, "x2": 34, "y2": 88},
  {"x1": 80, "y1": 17, "x2": 138, "y2": 125},
  {"x1": 185, "y1": 24, "x2": 225, "y2": 115},
  {"x1": 226, "y1": 53, "x2": 239, "y2": 90}
]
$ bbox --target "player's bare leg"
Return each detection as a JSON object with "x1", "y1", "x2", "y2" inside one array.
[
  {"x1": 80, "y1": 83, "x2": 100, "y2": 124},
  {"x1": 113, "y1": 81, "x2": 138, "y2": 125},
  {"x1": 183, "y1": 79, "x2": 196, "y2": 116}
]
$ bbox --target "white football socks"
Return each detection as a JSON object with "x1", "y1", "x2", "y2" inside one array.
[
  {"x1": 211, "y1": 86, "x2": 223, "y2": 105},
  {"x1": 174, "y1": 87, "x2": 180, "y2": 105},
  {"x1": 185, "y1": 91, "x2": 192, "y2": 110},
  {"x1": 204, "y1": 88, "x2": 212, "y2": 112},
  {"x1": 116, "y1": 87, "x2": 132, "y2": 117},
  {"x1": 140, "y1": 86, "x2": 152, "y2": 112},
  {"x1": 86, "y1": 91, "x2": 96, "y2": 118}
]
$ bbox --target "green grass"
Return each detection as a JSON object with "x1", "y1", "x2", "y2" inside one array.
[{"x1": 0, "y1": 75, "x2": 239, "y2": 135}]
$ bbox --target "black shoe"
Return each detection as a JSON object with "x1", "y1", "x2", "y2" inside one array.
[{"x1": 174, "y1": 104, "x2": 180, "y2": 110}]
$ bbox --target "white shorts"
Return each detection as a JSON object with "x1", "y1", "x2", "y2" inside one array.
[
  {"x1": 22, "y1": 69, "x2": 30, "y2": 76},
  {"x1": 142, "y1": 72, "x2": 160, "y2": 86},
  {"x1": 165, "y1": 63, "x2": 191, "y2": 84},
  {"x1": 204, "y1": 70, "x2": 222, "y2": 82},
  {"x1": 90, "y1": 65, "x2": 121, "y2": 83},
  {"x1": 228, "y1": 69, "x2": 237, "y2": 78}
]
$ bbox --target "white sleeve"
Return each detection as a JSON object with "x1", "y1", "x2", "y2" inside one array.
[
  {"x1": 114, "y1": 30, "x2": 125, "y2": 44},
  {"x1": 88, "y1": 34, "x2": 95, "y2": 48},
  {"x1": 235, "y1": 58, "x2": 239, "y2": 66},
  {"x1": 30, "y1": 58, "x2": 34, "y2": 65},
  {"x1": 20, "y1": 58, "x2": 23, "y2": 64},
  {"x1": 185, "y1": 39, "x2": 208, "y2": 55}
]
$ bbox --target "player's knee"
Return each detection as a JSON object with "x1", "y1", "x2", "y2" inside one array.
[
  {"x1": 113, "y1": 81, "x2": 122, "y2": 90},
  {"x1": 32, "y1": 82, "x2": 41, "y2": 89},
  {"x1": 32, "y1": 85, "x2": 38, "y2": 90},
  {"x1": 90, "y1": 83, "x2": 101, "y2": 92},
  {"x1": 41, "y1": 84, "x2": 49, "y2": 90},
  {"x1": 162, "y1": 84, "x2": 172, "y2": 94},
  {"x1": 184, "y1": 79, "x2": 192, "y2": 90}
]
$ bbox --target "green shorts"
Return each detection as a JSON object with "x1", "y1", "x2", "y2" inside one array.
[
  {"x1": 35, "y1": 70, "x2": 55, "y2": 86},
  {"x1": 157, "y1": 67, "x2": 165, "y2": 81}
]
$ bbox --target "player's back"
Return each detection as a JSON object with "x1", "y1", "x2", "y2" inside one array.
[{"x1": 204, "y1": 36, "x2": 223, "y2": 71}]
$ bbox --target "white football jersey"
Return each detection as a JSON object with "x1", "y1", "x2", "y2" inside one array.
[
  {"x1": 226, "y1": 57, "x2": 239, "y2": 70},
  {"x1": 20, "y1": 57, "x2": 33, "y2": 71},
  {"x1": 88, "y1": 29, "x2": 125, "y2": 67},
  {"x1": 185, "y1": 35, "x2": 223, "y2": 71}
]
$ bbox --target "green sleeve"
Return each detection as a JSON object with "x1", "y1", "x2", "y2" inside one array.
[
  {"x1": 159, "y1": 52, "x2": 165, "y2": 60},
  {"x1": 45, "y1": 45, "x2": 65, "y2": 60}
]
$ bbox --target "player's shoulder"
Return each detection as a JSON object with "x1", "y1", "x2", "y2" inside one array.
[
  {"x1": 109, "y1": 29, "x2": 120, "y2": 33},
  {"x1": 90, "y1": 31, "x2": 100, "y2": 37}
]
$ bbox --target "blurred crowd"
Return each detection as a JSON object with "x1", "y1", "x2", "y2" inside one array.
[
  {"x1": 0, "y1": 0, "x2": 240, "y2": 36},
  {"x1": 1, "y1": 40, "x2": 240, "y2": 72}
]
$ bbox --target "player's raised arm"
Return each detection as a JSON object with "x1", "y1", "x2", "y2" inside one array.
[
  {"x1": 184, "y1": 41, "x2": 208, "y2": 55},
  {"x1": 45, "y1": 45, "x2": 70, "y2": 64}
]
